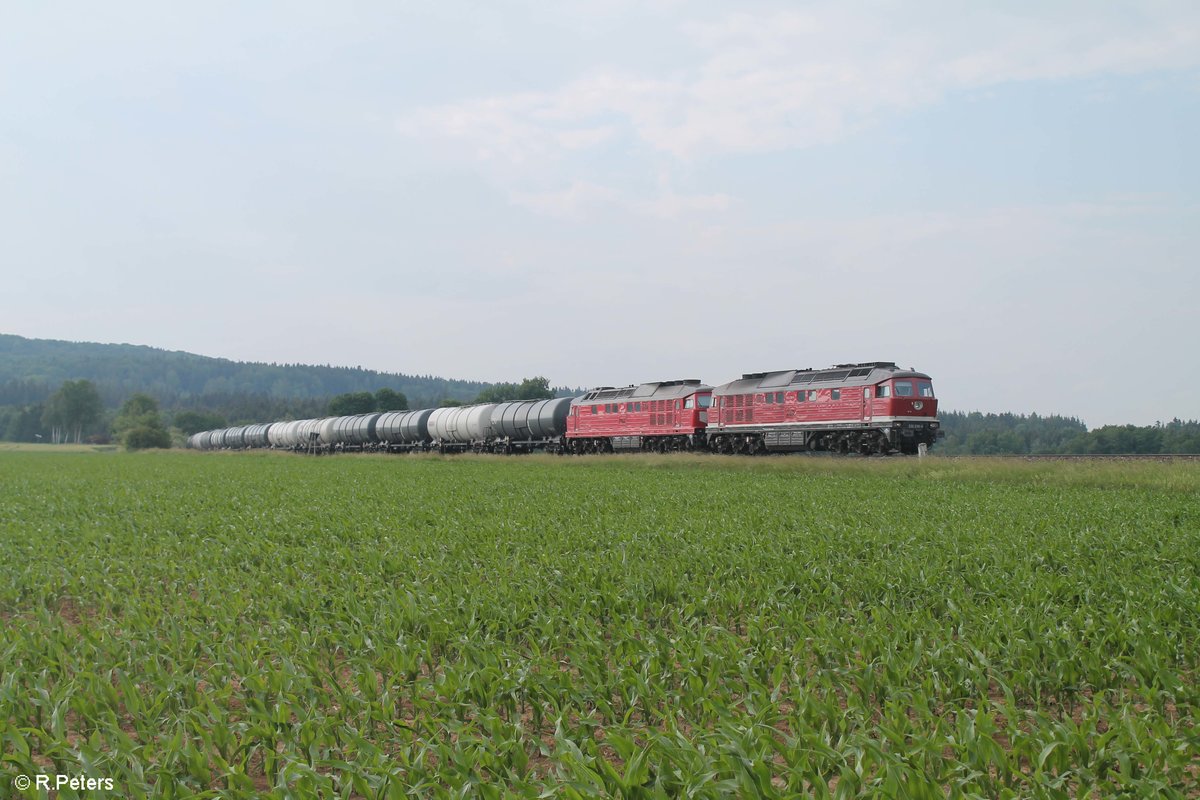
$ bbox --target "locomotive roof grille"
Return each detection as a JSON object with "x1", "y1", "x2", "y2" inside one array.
[
  {"x1": 590, "y1": 387, "x2": 634, "y2": 400},
  {"x1": 583, "y1": 379, "x2": 707, "y2": 402}
]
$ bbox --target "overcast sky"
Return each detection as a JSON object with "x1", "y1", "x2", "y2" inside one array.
[{"x1": 2, "y1": 2, "x2": 1196, "y2": 426}]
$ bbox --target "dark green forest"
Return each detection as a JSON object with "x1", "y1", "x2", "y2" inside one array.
[
  {"x1": 2, "y1": 334, "x2": 1197, "y2": 452},
  {"x1": 0, "y1": 334, "x2": 494, "y2": 440},
  {"x1": 935, "y1": 411, "x2": 1200, "y2": 455}
]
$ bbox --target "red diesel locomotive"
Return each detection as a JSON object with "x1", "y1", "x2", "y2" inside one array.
[
  {"x1": 567, "y1": 362, "x2": 938, "y2": 455},
  {"x1": 566, "y1": 379, "x2": 712, "y2": 453}
]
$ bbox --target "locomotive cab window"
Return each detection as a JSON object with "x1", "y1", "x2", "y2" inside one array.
[
  {"x1": 878, "y1": 384, "x2": 891, "y2": 398},
  {"x1": 894, "y1": 381, "x2": 914, "y2": 397},
  {"x1": 698, "y1": 394, "x2": 712, "y2": 408},
  {"x1": 917, "y1": 381, "x2": 934, "y2": 397},
  {"x1": 684, "y1": 397, "x2": 694, "y2": 409},
  {"x1": 831, "y1": 389, "x2": 840, "y2": 400}
]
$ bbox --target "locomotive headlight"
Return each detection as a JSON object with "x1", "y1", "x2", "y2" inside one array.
[{"x1": 913, "y1": 401, "x2": 924, "y2": 410}]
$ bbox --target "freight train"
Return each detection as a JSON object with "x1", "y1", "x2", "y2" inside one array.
[{"x1": 188, "y1": 361, "x2": 939, "y2": 456}]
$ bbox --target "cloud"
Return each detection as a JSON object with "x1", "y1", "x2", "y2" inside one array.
[{"x1": 398, "y1": 3, "x2": 1200, "y2": 162}]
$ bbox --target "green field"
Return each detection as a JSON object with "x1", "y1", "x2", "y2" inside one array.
[{"x1": 1, "y1": 452, "x2": 1197, "y2": 798}]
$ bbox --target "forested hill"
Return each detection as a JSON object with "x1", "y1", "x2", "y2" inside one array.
[{"x1": 0, "y1": 334, "x2": 490, "y2": 410}]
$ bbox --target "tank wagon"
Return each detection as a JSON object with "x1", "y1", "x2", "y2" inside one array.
[
  {"x1": 329, "y1": 413, "x2": 382, "y2": 450},
  {"x1": 189, "y1": 398, "x2": 576, "y2": 454},
  {"x1": 375, "y1": 408, "x2": 434, "y2": 451},
  {"x1": 490, "y1": 398, "x2": 571, "y2": 453},
  {"x1": 187, "y1": 361, "x2": 939, "y2": 456},
  {"x1": 426, "y1": 399, "x2": 572, "y2": 453}
]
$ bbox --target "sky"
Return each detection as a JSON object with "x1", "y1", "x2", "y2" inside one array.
[{"x1": 1, "y1": 1, "x2": 1197, "y2": 426}]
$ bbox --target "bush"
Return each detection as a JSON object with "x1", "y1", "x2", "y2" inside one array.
[{"x1": 123, "y1": 426, "x2": 172, "y2": 450}]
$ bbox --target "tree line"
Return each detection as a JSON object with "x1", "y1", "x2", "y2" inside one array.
[
  {"x1": 324, "y1": 377, "x2": 556, "y2": 414},
  {"x1": 936, "y1": 411, "x2": 1200, "y2": 455},
  {"x1": 6, "y1": 375, "x2": 1199, "y2": 454},
  {"x1": 0, "y1": 334, "x2": 492, "y2": 410},
  {"x1": 0, "y1": 378, "x2": 173, "y2": 449}
]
